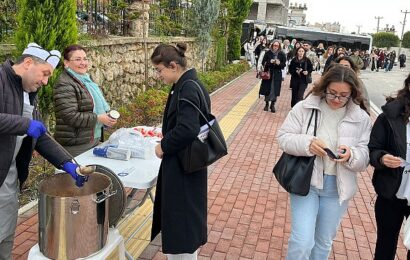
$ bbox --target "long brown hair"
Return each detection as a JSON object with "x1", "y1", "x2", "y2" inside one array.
[{"x1": 311, "y1": 64, "x2": 369, "y2": 114}]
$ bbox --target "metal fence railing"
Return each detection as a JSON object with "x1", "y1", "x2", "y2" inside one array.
[
  {"x1": 0, "y1": 0, "x2": 196, "y2": 41},
  {"x1": 76, "y1": 0, "x2": 134, "y2": 36}
]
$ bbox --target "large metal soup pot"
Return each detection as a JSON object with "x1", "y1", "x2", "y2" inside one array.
[{"x1": 38, "y1": 172, "x2": 114, "y2": 259}]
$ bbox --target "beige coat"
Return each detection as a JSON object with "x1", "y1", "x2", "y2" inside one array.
[{"x1": 277, "y1": 95, "x2": 372, "y2": 203}]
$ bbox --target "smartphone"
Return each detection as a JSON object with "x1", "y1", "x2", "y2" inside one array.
[{"x1": 324, "y1": 148, "x2": 339, "y2": 159}]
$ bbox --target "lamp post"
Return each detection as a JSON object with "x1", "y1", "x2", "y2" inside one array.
[{"x1": 398, "y1": 10, "x2": 409, "y2": 58}]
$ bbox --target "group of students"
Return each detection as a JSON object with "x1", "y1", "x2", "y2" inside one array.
[
  {"x1": 370, "y1": 48, "x2": 407, "y2": 72},
  {"x1": 277, "y1": 54, "x2": 410, "y2": 259}
]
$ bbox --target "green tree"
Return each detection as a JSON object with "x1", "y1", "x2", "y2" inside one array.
[
  {"x1": 0, "y1": 0, "x2": 17, "y2": 42},
  {"x1": 372, "y1": 32, "x2": 400, "y2": 48},
  {"x1": 226, "y1": 0, "x2": 252, "y2": 61},
  {"x1": 402, "y1": 31, "x2": 410, "y2": 48},
  {"x1": 15, "y1": 0, "x2": 78, "y2": 123},
  {"x1": 150, "y1": 0, "x2": 192, "y2": 36},
  {"x1": 192, "y1": 0, "x2": 220, "y2": 71}
]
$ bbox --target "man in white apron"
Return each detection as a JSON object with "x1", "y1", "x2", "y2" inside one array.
[{"x1": 0, "y1": 43, "x2": 87, "y2": 259}]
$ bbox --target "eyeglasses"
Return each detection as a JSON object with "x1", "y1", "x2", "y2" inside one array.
[
  {"x1": 325, "y1": 92, "x2": 351, "y2": 102},
  {"x1": 155, "y1": 66, "x2": 166, "y2": 74},
  {"x1": 69, "y1": 58, "x2": 90, "y2": 63}
]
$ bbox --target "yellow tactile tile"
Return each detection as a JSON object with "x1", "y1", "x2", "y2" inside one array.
[
  {"x1": 119, "y1": 81, "x2": 261, "y2": 258},
  {"x1": 219, "y1": 83, "x2": 260, "y2": 139}
]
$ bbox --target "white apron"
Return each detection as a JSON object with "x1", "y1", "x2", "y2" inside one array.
[{"x1": 0, "y1": 103, "x2": 34, "y2": 241}]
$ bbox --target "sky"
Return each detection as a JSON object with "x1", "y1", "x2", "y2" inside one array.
[{"x1": 301, "y1": 0, "x2": 409, "y2": 36}]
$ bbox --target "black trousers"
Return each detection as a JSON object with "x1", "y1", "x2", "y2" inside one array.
[
  {"x1": 374, "y1": 195, "x2": 410, "y2": 260},
  {"x1": 291, "y1": 82, "x2": 307, "y2": 107}
]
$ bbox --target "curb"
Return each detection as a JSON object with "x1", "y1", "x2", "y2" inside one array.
[
  {"x1": 370, "y1": 100, "x2": 382, "y2": 116},
  {"x1": 18, "y1": 199, "x2": 38, "y2": 215}
]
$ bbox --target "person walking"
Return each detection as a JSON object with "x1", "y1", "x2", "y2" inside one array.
[
  {"x1": 150, "y1": 43, "x2": 209, "y2": 259},
  {"x1": 289, "y1": 46, "x2": 313, "y2": 107},
  {"x1": 388, "y1": 50, "x2": 396, "y2": 71},
  {"x1": 399, "y1": 52, "x2": 406, "y2": 71},
  {"x1": 0, "y1": 43, "x2": 84, "y2": 260},
  {"x1": 368, "y1": 73, "x2": 410, "y2": 260},
  {"x1": 53, "y1": 44, "x2": 117, "y2": 157},
  {"x1": 259, "y1": 40, "x2": 286, "y2": 112},
  {"x1": 349, "y1": 49, "x2": 364, "y2": 70},
  {"x1": 371, "y1": 49, "x2": 379, "y2": 72},
  {"x1": 277, "y1": 65, "x2": 371, "y2": 260}
]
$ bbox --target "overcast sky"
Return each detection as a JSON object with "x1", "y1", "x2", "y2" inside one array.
[{"x1": 301, "y1": 0, "x2": 409, "y2": 36}]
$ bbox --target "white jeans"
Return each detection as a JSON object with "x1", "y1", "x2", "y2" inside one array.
[{"x1": 166, "y1": 250, "x2": 198, "y2": 260}]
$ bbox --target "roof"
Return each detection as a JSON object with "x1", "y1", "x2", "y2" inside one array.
[{"x1": 275, "y1": 26, "x2": 372, "y2": 44}]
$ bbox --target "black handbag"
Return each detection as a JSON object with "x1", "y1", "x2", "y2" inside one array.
[
  {"x1": 177, "y1": 80, "x2": 228, "y2": 174},
  {"x1": 305, "y1": 60, "x2": 312, "y2": 84},
  {"x1": 273, "y1": 109, "x2": 318, "y2": 196}
]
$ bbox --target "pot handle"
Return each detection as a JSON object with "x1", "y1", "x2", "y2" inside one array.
[{"x1": 93, "y1": 190, "x2": 117, "y2": 204}]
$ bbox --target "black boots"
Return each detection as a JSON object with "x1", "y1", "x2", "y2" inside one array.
[
  {"x1": 270, "y1": 102, "x2": 275, "y2": 113},
  {"x1": 263, "y1": 101, "x2": 275, "y2": 112},
  {"x1": 264, "y1": 101, "x2": 269, "y2": 111}
]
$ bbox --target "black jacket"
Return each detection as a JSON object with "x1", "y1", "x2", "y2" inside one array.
[
  {"x1": 259, "y1": 50, "x2": 286, "y2": 96},
  {"x1": 369, "y1": 99, "x2": 406, "y2": 199},
  {"x1": 151, "y1": 68, "x2": 208, "y2": 253},
  {"x1": 289, "y1": 57, "x2": 313, "y2": 87},
  {"x1": 0, "y1": 60, "x2": 71, "y2": 188}
]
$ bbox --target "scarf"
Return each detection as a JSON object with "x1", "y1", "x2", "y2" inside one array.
[{"x1": 66, "y1": 68, "x2": 110, "y2": 139}]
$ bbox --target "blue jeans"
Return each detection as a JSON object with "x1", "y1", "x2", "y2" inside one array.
[{"x1": 286, "y1": 175, "x2": 349, "y2": 260}]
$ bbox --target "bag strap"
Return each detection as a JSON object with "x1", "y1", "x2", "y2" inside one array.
[
  {"x1": 177, "y1": 79, "x2": 210, "y2": 115},
  {"x1": 305, "y1": 109, "x2": 318, "y2": 136},
  {"x1": 177, "y1": 80, "x2": 215, "y2": 131}
]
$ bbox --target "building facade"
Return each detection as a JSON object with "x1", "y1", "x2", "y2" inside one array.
[
  {"x1": 247, "y1": 0, "x2": 289, "y2": 27},
  {"x1": 287, "y1": 2, "x2": 306, "y2": 26}
]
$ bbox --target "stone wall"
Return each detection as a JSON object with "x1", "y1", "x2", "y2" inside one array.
[{"x1": 0, "y1": 37, "x2": 216, "y2": 107}]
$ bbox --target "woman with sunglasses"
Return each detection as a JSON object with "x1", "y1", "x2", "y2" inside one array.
[
  {"x1": 53, "y1": 44, "x2": 117, "y2": 156},
  {"x1": 369, "y1": 73, "x2": 410, "y2": 260},
  {"x1": 277, "y1": 64, "x2": 371, "y2": 259}
]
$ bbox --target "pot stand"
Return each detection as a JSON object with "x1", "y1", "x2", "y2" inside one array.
[{"x1": 28, "y1": 228, "x2": 125, "y2": 260}]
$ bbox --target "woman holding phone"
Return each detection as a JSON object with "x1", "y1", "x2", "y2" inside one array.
[
  {"x1": 277, "y1": 65, "x2": 371, "y2": 259},
  {"x1": 369, "y1": 73, "x2": 410, "y2": 259}
]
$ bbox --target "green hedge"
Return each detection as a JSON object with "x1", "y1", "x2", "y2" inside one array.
[
  {"x1": 111, "y1": 61, "x2": 250, "y2": 131},
  {"x1": 198, "y1": 60, "x2": 250, "y2": 93}
]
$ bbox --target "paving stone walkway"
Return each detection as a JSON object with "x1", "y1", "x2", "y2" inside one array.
[{"x1": 13, "y1": 70, "x2": 409, "y2": 260}]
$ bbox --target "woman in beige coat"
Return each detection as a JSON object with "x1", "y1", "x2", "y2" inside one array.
[{"x1": 277, "y1": 65, "x2": 371, "y2": 260}]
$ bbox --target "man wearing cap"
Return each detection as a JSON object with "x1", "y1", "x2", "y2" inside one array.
[{"x1": 0, "y1": 42, "x2": 86, "y2": 259}]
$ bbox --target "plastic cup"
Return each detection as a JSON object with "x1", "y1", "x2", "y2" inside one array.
[{"x1": 108, "y1": 110, "x2": 120, "y2": 120}]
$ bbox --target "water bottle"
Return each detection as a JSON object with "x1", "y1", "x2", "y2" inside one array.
[{"x1": 93, "y1": 146, "x2": 131, "y2": 161}]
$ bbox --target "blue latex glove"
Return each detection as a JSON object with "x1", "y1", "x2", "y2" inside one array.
[
  {"x1": 62, "y1": 162, "x2": 88, "y2": 187},
  {"x1": 27, "y1": 120, "x2": 46, "y2": 139}
]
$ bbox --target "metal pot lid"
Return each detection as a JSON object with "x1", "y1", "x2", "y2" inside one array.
[{"x1": 88, "y1": 164, "x2": 126, "y2": 227}]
